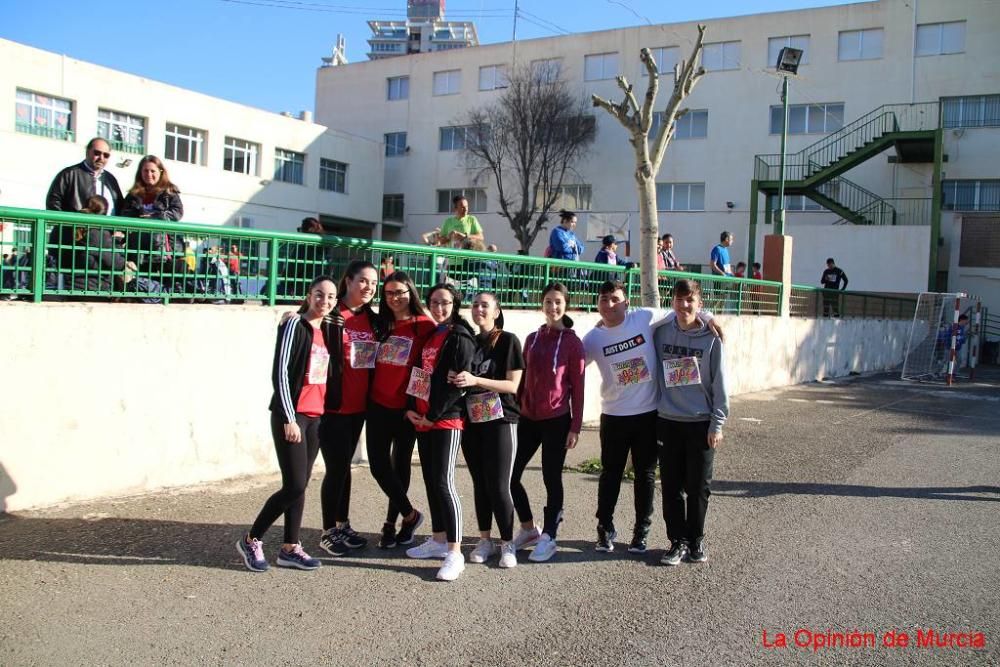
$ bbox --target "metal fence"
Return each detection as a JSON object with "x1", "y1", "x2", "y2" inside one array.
[
  {"x1": 0, "y1": 205, "x2": 907, "y2": 320},
  {"x1": 788, "y1": 284, "x2": 918, "y2": 320}
]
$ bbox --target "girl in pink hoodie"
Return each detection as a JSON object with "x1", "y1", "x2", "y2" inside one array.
[{"x1": 511, "y1": 282, "x2": 586, "y2": 562}]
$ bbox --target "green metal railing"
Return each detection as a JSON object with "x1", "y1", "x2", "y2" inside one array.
[
  {"x1": 15, "y1": 121, "x2": 75, "y2": 143},
  {"x1": 788, "y1": 284, "x2": 917, "y2": 320},
  {"x1": 754, "y1": 102, "x2": 940, "y2": 182},
  {"x1": 0, "y1": 206, "x2": 786, "y2": 315},
  {"x1": 813, "y1": 175, "x2": 896, "y2": 225}
]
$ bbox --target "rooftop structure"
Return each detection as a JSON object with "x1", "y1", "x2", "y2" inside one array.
[{"x1": 366, "y1": 0, "x2": 478, "y2": 60}]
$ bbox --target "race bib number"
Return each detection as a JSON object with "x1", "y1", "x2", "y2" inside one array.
[
  {"x1": 466, "y1": 392, "x2": 504, "y2": 423},
  {"x1": 662, "y1": 357, "x2": 701, "y2": 387},
  {"x1": 405, "y1": 367, "x2": 431, "y2": 401},
  {"x1": 307, "y1": 342, "x2": 330, "y2": 385},
  {"x1": 350, "y1": 340, "x2": 378, "y2": 369},
  {"x1": 377, "y1": 335, "x2": 413, "y2": 366},
  {"x1": 612, "y1": 357, "x2": 652, "y2": 387}
]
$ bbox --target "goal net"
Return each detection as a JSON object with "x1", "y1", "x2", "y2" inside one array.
[{"x1": 901, "y1": 292, "x2": 970, "y2": 382}]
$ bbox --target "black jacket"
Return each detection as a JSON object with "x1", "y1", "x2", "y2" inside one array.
[
  {"x1": 46, "y1": 162, "x2": 123, "y2": 214},
  {"x1": 269, "y1": 314, "x2": 343, "y2": 423},
  {"x1": 121, "y1": 190, "x2": 185, "y2": 265},
  {"x1": 425, "y1": 320, "x2": 477, "y2": 423},
  {"x1": 120, "y1": 189, "x2": 184, "y2": 221},
  {"x1": 71, "y1": 228, "x2": 126, "y2": 292}
]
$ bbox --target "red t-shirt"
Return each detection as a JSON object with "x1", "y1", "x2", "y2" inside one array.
[
  {"x1": 371, "y1": 314, "x2": 436, "y2": 410},
  {"x1": 329, "y1": 304, "x2": 376, "y2": 415},
  {"x1": 414, "y1": 327, "x2": 463, "y2": 432},
  {"x1": 296, "y1": 324, "x2": 329, "y2": 417}
]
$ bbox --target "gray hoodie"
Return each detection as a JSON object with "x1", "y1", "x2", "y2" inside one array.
[{"x1": 653, "y1": 318, "x2": 729, "y2": 433}]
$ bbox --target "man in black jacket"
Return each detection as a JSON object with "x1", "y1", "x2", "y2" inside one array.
[{"x1": 46, "y1": 137, "x2": 123, "y2": 214}]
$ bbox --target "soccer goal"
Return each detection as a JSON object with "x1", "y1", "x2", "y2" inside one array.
[{"x1": 901, "y1": 292, "x2": 972, "y2": 384}]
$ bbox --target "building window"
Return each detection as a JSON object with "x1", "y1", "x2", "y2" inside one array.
[
  {"x1": 479, "y1": 64, "x2": 508, "y2": 91},
  {"x1": 439, "y1": 125, "x2": 473, "y2": 151},
  {"x1": 770, "y1": 103, "x2": 844, "y2": 135},
  {"x1": 838, "y1": 28, "x2": 883, "y2": 61},
  {"x1": 372, "y1": 43, "x2": 401, "y2": 53},
  {"x1": 433, "y1": 69, "x2": 462, "y2": 96},
  {"x1": 97, "y1": 109, "x2": 145, "y2": 154},
  {"x1": 959, "y1": 218, "x2": 1000, "y2": 268},
  {"x1": 768, "y1": 35, "x2": 810, "y2": 67},
  {"x1": 942, "y1": 180, "x2": 1000, "y2": 211},
  {"x1": 437, "y1": 188, "x2": 486, "y2": 213},
  {"x1": 387, "y1": 76, "x2": 410, "y2": 101},
  {"x1": 385, "y1": 131, "x2": 408, "y2": 157},
  {"x1": 584, "y1": 52, "x2": 619, "y2": 81},
  {"x1": 531, "y1": 58, "x2": 562, "y2": 83},
  {"x1": 274, "y1": 149, "x2": 305, "y2": 185},
  {"x1": 702, "y1": 41, "x2": 741, "y2": 71},
  {"x1": 651, "y1": 110, "x2": 709, "y2": 139},
  {"x1": 656, "y1": 183, "x2": 705, "y2": 211},
  {"x1": 642, "y1": 46, "x2": 679, "y2": 77},
  {"x1": 916, "y1": 21, "x2": 966, "y2": 56},
  {"x1": 383, "y1": 194, "x2": 404, "y2": 221},
  {"x1": 319, "y1": 158, "x2": 347, "y2": 193},
  {"x1": 223, "y1": 137, "x2": 260, "y2": 176},
  {"x1": 540, "y1": 184, "x2": 593, "y2": 211},
  {"x1": 942, "y1": 95, "x2": 1000, "y2": 129},
  {"x1": 15, "y1": 89, "x2": 73, "y2": 141},
  {"x1": 165, "y1": 123, "x2": 206, "y2": 165}
]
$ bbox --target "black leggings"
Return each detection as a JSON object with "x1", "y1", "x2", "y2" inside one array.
[
  {"x1": 462, "y1": 421, "x2": 518, "y2": 541},
  {"x1": 596, "y1": 411, "x2": 658, "y2": 535},
  {"x1": 417, "y1": 428, "x2": 463, "y2": 543},
  {"x1": 657, "y1": 418, "x2": 715, "y2": 543},
  {"x1": 319, "y1": 412, "x2": 365, "y2": 531},
  {"x1": 250, "y1": 413, "x2": 322, "y2": 544},
  {"x1": 511, "y1": 414, "x2": 571, "y2": 539},
  {"x1": 366, "y1": 402, "x2": 417, "y2": 524}
]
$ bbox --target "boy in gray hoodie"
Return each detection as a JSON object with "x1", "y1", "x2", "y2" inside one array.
[{"x1": 654, "y1": 279, "x2": 729, "y2": 565}]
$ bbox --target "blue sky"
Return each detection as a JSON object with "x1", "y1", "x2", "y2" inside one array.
[{"x1": 2, "y1": 0, "x2": 857, "y2": 115}]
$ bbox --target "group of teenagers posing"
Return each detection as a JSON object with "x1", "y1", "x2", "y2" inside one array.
[{"x1": 237, "y1": 259, "x2": 729, "y2": 582}]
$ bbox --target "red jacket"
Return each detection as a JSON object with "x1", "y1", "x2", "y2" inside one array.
[{"x1": 518, "y1": 325, "x2": 586, "y2": 433}]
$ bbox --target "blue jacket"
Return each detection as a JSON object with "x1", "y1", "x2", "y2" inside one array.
[{"x1": 548, "y1": 225, "x2": 584, "y2": 261}]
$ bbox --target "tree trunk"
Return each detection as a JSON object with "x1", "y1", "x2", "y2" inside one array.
[{"x1": 637, "y1": 175, "x2": 660, "y2": 308}]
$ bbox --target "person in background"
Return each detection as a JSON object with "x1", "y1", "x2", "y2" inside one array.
[
  {"x1": 236, "y1": 275, "x2": 340, "y2": 572},
  {"x1": 227, "y1": 244, "x2": 243, "y2": 296},
  {"x1": 277, "y1": 217, "x2": 325, "y2": 301},
  {"x1": 511, "y1": 282, "x2": 586, "y2": 562},
  {"x1": 548, "y1": 210, "x2": 585, "y2": 261},
  {"x1": 751, "y1": 262, "x2": 763, "y2": 280},
  {"x1": 594, "y1": 235, "x2": 631, "y2": 267},
  {"x1": 121, "y1": 155, "x2": 185, "y2": 290},
  {"x1": 820, "y1": 258, "x2": 849, "y2": 318},
  {"x1": 379, "y1": 255, "x2": 395, "y2": 281},
  {"x1": 71, "y1": 195, "x2": 136, "y2": 297},
  {"x1": 710, "y1": 232, "x2": 734, "y2": 277},
  {"x1": 658, "y1": 234, "x2": 684, "y2": 272},
  {"x1": 439, "y1": 195, "x2": 484, "y2": 248},
  {"x1": 733, "y1": 262, "x2": 747, "y2": 278}
]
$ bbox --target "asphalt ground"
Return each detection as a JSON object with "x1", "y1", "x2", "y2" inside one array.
[{"x1": 1, "y1": 368, "x2": 998, "y2": 666}]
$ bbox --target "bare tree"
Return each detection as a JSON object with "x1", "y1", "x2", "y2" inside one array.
[
  {"x1": 592, "y1": 25, "x2": 707, "y2": 307},
  {"x1": 462, "y1": 64, "x2": 597, "y2": 254}
]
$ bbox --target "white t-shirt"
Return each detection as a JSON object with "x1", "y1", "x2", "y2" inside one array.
[{"x1": 583, "y1": 308, "x2": 674, "y2": 417}]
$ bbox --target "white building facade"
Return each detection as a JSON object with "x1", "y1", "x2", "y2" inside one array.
[
  {"x1": 1, "y1": 39, "x2": 385, "y2": 240},
  {"x1": 314, "y1": 0, "x2": 1000, "y2": 306}
]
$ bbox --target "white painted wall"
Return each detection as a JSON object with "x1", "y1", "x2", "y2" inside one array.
[{"x1": 0, "y1": 302, "x2": 910, "y2": 511}]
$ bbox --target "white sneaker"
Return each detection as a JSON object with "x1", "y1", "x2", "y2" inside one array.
[
  {"x1": 468, "y1": 538, "x2": 496, "y2": 564},
  {"x1": 406, "y1": 537, "x2": 449, "y2": 560},
  {"x1": 528, "y1": 534, "x2": 557, "y2": 562},
  {"x1": 436, "y1": 551, "x2": 465, "y2": 581},
  {"x1": 498, "y1": 542, "x2": 517, "y2": 568},
  {"x1": 512, "y1": 525, "x2": 542, "y2": 550}
]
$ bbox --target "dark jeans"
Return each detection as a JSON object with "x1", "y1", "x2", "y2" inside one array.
[
  {"x1": 462, "y1": 421, "x2": 517, "y2": 541},
  {"x1": 657, "y1": 418, "x2": 715, "y2": 544},
  {"x1": 319, "y1": 412, "x2": 365, "y2": 531},
  {"x1": 365, "y1": 402, "x2": 417, "y2": 525},
  {"x1": 822, "y1": 291, "x2": 841, "y2": 317},
  {"x1": 512, "y1": 414, "x2": 571, "y2": 538},
  {"x1": 596, "y1": 410, "x2": 658, "y2": 536},
  {"x1": 250, "y1": 413, "x2": 322, "y2": 544},
  {"x1": 417, "y1": 428, "x2": 463, "y2": 543}
]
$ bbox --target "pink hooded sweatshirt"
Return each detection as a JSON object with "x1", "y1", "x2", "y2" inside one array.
[{"x1": 518, "y1": 324, "x2": 586, "y2": 433}]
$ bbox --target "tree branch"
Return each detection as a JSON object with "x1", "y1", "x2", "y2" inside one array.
[
  {"x1": 651, "y1": 23, "x2": 706, "y2": 172},
  {"x1": 639, "y1": 47, "x2": 658, "y2": 133}
]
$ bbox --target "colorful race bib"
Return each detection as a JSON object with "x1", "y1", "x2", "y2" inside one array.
[
  {"x1": 612, "y1": 357, "x2": 652, "y2": 387},
  {"x1": 307, "y1": 342, "x2": 330, "y2": 385},
  {"x1": 662, "y1": 357, "x2": 702, "y2": 387},
  {"x1": 405, "y1": 367, "x2": 431, "y2": 401},
  {"x1": 376, "y1": 336, "x2": 413, "y2": 366},
  {"x1": 350, "y1": 340, "x2": 378, "y2": 369},
  {"x1": 466, "y1": 392, "x2": 505, "y2": 423}
]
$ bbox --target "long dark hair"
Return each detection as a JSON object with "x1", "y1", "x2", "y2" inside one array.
[
  {"x1": 296, "y1": 274, "x2": 337, "y2": 315},
  {"x1": 376, "y1": 270, "x2": 426, "y2": 339},
  {"x1": 472, "y1": 291, "x2": 505, "y2": 350},
  {"x1": 337, "y1": 259, "x2": 382, "y2": 336},
  {"x1": 541, "y1": 281, "x2": 574, "y2": 329},
  {"x1": 427, "y1": 283, "x2": 470, "y2": 329}
]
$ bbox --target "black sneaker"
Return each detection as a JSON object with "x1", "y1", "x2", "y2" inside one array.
[
  {"x1": 319, "y1": 528, "x2": 349, "y2": 557},
  {"x1": 396, "y1": 510, "x2": 424, "y2": 546},
  {"x1": 627, "y1": 532, "x2": 648, "y2": 554},
  {"x1": 660, "y1": 540, "x2": 689, "y2": 566},
  {"x1": 339, "y1": 523, "x2": 368, "y2": 549},
  {"x1": 377, "y1": 523, "x2": 397, "y2": 549},
  {"x1": 688, "y1": 539, "x2": 708, "y2": 563},
  {"x1": 595, "y1": 524, "x2": 617, "y2": 552}
]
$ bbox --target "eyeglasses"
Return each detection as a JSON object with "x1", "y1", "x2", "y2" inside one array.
[
  {"x1": 91, "y1": 150, "x2": 111, "y2": 159},
  {"x1": 429, "y1": 300, "x2": 453, "y2": 308},
  {"x1": 385, "y1": 289, "x2": 410, "y2": 298}
]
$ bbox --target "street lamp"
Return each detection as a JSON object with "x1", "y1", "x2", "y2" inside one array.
[{"x1": 774, "y1": 46, "x2": 803, "y2": 236}]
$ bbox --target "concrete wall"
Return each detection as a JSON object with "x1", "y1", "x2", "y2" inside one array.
[{"x1": 0, "y1": 302, "x2": 910, "y2": 511}]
